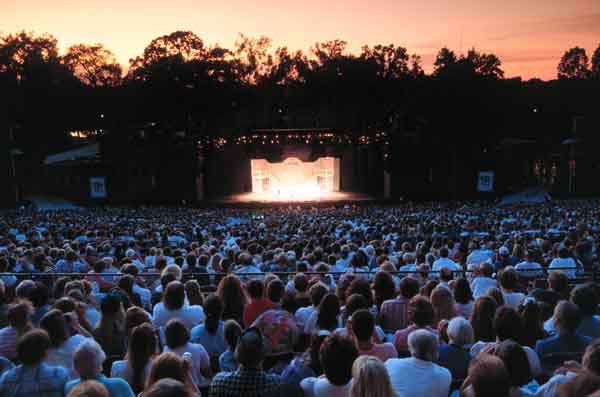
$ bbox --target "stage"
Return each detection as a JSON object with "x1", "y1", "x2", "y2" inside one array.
[{"x1": 208, "y1": 191, "x2": 377, "y2": 206}]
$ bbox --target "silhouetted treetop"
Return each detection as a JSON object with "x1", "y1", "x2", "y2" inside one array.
[
  {"x1": 558, "y1": 47, "x2": 590, "y2": 79},
  {"x1": 63, "y1": 43, "x2": 122, "y2": 87}
]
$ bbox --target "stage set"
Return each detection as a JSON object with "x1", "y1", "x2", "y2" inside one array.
[{"x1": 199, "y1": 129, "x2": 390, "y2": 205}]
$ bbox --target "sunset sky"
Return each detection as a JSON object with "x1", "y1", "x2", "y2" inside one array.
[{"x1": 1, "y1": 0, "x2": 599, "y2": 80}]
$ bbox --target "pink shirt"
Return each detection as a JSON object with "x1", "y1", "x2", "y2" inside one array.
[
  {"x1": 359, "y1": 342, "x2": 398, "y2": 362},
  {"x1": 393, "y1": 325, "x2": 438, "y2": 352}
]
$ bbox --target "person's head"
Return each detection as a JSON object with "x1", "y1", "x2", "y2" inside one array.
[
  {"x1": 470, "y1": 296, "x2": 498, "y2": 342},
  {"x1": 571, "y1": 284, "x2": 599, "y2": 317},
  {"x1": 246, "y1": 279, "x2": 265, "y2": 300},
  {"x1": 7, "y1": 300, "x2": 33, "y2": 331},
  {"x1": 558, "y1": 373, "x2": 600, "y2": 397},
  {"x1": 314, "y1": 294, "x2": 338, "y2": 332},
  {"x1": 39, "y1": 309, "x2": 70, "y2": 347},
  {"x1": 320, "y1": 334, "x2": 358, "y2": 386},
  {"x1": 584, "y1": 340, "x2": 600, "y2": 375},
  {"x1": 498, "y1": 268, "x2": 519, "y2": 291},
  {"x1": 447, "y1": 316, "x2": 474, "y2": 347},
  {"x1": 100, "y1": 292, "x2": 123, "y2": 319},
  {"x1": 217, "y1": 274, "x2": 247, "y2": 309},
  {"x1": 431, "y1": 287, "x2": 455, "y2": 323},
  {"x1": 408, "y1": 296, "x2": 435, "y2": 327},
  {"x1": 373, "y1": 271, "x2": 396, "y2": 308},
  {"x1": 466, "y1": 354, "x2": 511, "y2": 397},
  {"x1": 494, "y1": 306, "x2": 522, "y2": 341},
  {"x1": 440, "y1": 247, "x2": 449, "y2": 258},
  {"x1": 454, "y1": 278, "x2": 474, "y2": 304},
  {"x1": 29, "y1": 282, "x2": 50, "y2": 308},
  {"x1": 125, "y1": 306, "x2": 152, "y2": 336},
  {"x1": 184, "y1": 280, "x2": 203, "y2": 306},
  {"x1": 163, "y1": 281, "x2": 185, "y2": 310},
  {"x1": 408, "y1": 329, "x2": 438, "y2": 362},
  {"x1": 548, "y1": 271, "x2": 569, "y2": 296},
  {"x1": 344, "y1": 293, "x2": 369, "y2": 322},
  {"x1": 224, "y1": 319, "x2": 242, "y2": 350},
  {"x1": 73, "y1": 339, "x2": 107, "y2": 379},
  {"x1": 351, "y1": 309, "x2": 375, "y2": 343},
  {"x1": 310, "y1": 283, "x2": 328, "y2": 307},
  {"x1": 351, "y1": 356, "x2": 395, "y2": 397},
  {"x1": 128, "y1": 323, "x2": 157, "y2": 393},
  {"x1": 554, "y1": 300, "x2": 582, "y2": 334},
  {"x1": 67, "y1": 380, "x2": 109, "y2": 397},
  {"x1": 235, "y1": 327, "x2": 265, "y2": 369},
  {"x1": 346, "y1": 278, "x2": 373, "y2": 308},
  {"x1": 17, "y1": 329, "x2": 51, "y2": 365},
  {"x1": 165, "y1": 319, "x2": 190, "y2": 349},
  {"x1": 293, "y1": 273, "x2": 309, "y2": 293},
  {"x1": 399, "y1": 277, "x2": 420, "y2": 300},
  {"x1": 495, "y1": 340, "x2": 532, "y2": 387},
  {"x1": 267, "y1": 279, "x2": 285, "y2": 304},
  {"x1": 144, "y1": 378, "x2": 193, "y2": 397},
  {"x1": 479, "y1": 262, "x2": 494, "y2": 278},
  {"x1": 203, "y1": 294, "x2": 224, "y2": 334},
  {"x1": 145, "y1": 352, "x2": 189, "y2": 390}
]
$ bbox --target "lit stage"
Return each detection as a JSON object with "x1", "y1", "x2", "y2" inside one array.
[{"x1": 211, "y1": 191, "x2": 375, "y2": 205}]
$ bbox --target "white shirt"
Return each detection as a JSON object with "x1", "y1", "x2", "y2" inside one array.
[
  {"x1": 515, "y1": 261, "x2": 544, "y2": 278},
  {"x1": 503, "y1": 291, "x2": 526, "y2": 309},
  {"x1": 45, "y1": 334, "x2": 90, "y2": 379},
  {"x1": 300, "y1": 377, "x2": 352, "y2": 397},
  {"x1": 152, "y1": 303, "x2": 205, "y2": 329},
  {"x1": 110, "y1": 360, "x2": 152, "y2": 385},
  {"x1": 432, "y1": 257, "x2": 461, "y2": 272},
  {"x1": 534, "y1": 372, "x2": 575, "y2": 397},
  {"x1": 548, "y1": 257, "x2": 578, "y2": 279},
  {"x1": 164, "y1": 342, "x2": 211, "y2": 386},
  {"x1": 133, "y1": 284, "x2": 152, "y2": 308},
  {"x1": 295, "y1": 306, "x2": 316, "y2": 330},
  {"x1": 471, "y1": 277, "x2": 498, "y2": 298},
  {"x1": 0, "y1": 326, "x2": 18, "y2": 360},
  {"x1": 385, "y1": 357, "x2": 451, "y2": 397}
]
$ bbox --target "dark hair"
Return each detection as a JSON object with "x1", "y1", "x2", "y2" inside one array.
[
  {"x1": 54, "y1": 296, "x2": 77, "y2": 313},
  {"x1": 583, "y1": 340, "x2": 600, "y2": 375},
  {"x1": 351, "y1": 309, "x2": 375, "y2": 342},
  {"x1": 29, "y1": 282, "x2": 50, "y2": 308},
  {"x1": 408, "y1": 296, "x2": 434, "y2": 327},
  {"x1": 320, "y1": 334, "x2": 358, "y2": 386},
  {"x1": 128, "y1": 324, "x2": 158, "y2": 394},
  {"x1": 145, "y1": 352, "x2": 188, "y2": 391},
  {"x1": 317, "y1": 293, "x2": 340, "y2": 331},
  {"x1": 235, "y1": 327, "x2": 265, "y2": 367},
  {"x1": 495, "y1": 340, "x2": 532, "y2": 387},
  {"x1": 485, "y1": 287, "x2": 505, "y2": 307},
  {"x1": 399, "y1": 277, "x2": 420, "y2": 299},
  {"x1": 144, "y1": 378, "x2": 192, "y2": 397},
  {"x1": 494, "y1": 306, "x2": 522, "y2": 341},
  {"x1": 519, "y1": 300, "x2": 545, "y2": 348},
  {"x1": 344, "y1": 293, "x2": 369, "y2": 322},
  {"x1": 39, "y1": 309, "x2": 70, "y2": 347},
  {"x1": 17, "y1": 329, "x2": 51, "y2": 365},
  {"x1": 454, "y1": 278, "x2": 473, "y2": 304},
  {"x1": 267, "y1": 279, "x2": 285, "y2": 303},
  {"x1": 470, "y1": 296, "x2": 497, "y2": 342},
  {"x1": 310, "y1": 283, "x2": 328, "y2": 307},
  {"x1": 163, "y1": 281, "x2": 185, "y2": 310},
  {"x1": 203, "y1": 294, "x2": 224, "y2": 334},
  {"x1": 100, "y1": 292, "x2": 122, "y2": 316},
  {"x1": 555, "y1": 301, "x2": 582, "y2": 333},
  {"x1": 548, "y1": 271, "x2": 569, "y2": 294},
  {"x1": 373, "y1": 271, "x2": 396, "y2": 310},
  {"x1": 293, "y1": 273, "x2": 309, "y2": 293},
  {"x1": 571, "y1": 284, "x2": 599, "y2": 316},
  {"x1": 468, "y1": 354, "x2": 511, "y2": 397},
  {"x1": 165, "y1": 319, "x2": 190, "y2": 349},
  {"x1": 246, "y1": 279, "x2": 265, "y2": 300},
  {"x1": 499, "y1": 268, "x2": 519, "y2": 290},
  {"x1": 346, "y1": 278, "x2": 373, "y2": 308},
  {"x1": 224, "y1": 319, "x2": 242, "y2": 349},
  {"x1": 216, "y1": 275, "x2": 247, "y2": 323},
  {"x1": 308, "y1": 334, "x2": 327, "y2": 375},
  {"x1": 558, "y1": 373, "x2": 600, "y2": 397}
]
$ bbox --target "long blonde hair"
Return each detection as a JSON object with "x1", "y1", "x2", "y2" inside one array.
[{"x1": 351, "y1": 356, "x2": 395, "y2": 397}]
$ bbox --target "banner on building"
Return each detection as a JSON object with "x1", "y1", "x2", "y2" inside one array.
[
  {"x1": 90, "y1": 177, "x2": 107, "y2": 198},
  {"x1": 477, "y1": 171, "x2": 494, "y2": 192}
]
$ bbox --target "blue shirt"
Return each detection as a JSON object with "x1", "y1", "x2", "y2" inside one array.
[
  {"x1": 436, "y1": 344, "x2": 471, "y2": 380},
  {"x1": 191, "y1": 321, "x2": 227, "y2": 355},
  {"x1": 0, "y1": 363, "x2": 69, "y2": 397},
  {"x1": 65, "y1": 375, "x2": 134, "y2": 397},
  {"x1": 535, "y1": 332, "x2": 592, "y2": 359},
  {"x1": 219, "y1": 349, "x2": 238, "y2": 372}
]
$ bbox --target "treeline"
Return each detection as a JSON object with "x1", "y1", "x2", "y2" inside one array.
[{"x1": 1, "y1": 30, "x2": 599, "y2": 156}]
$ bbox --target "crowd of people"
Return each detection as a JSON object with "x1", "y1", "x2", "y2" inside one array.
[{"x1": 0, "y1": 200, "x2": 600, "y2": 397}]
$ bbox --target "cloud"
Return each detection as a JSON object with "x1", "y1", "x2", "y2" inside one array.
[{"x1": 489, "y1": 13, "x2": 600, "y2": 41}]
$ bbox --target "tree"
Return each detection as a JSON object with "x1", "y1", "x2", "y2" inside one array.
[
  {"x1": 433, "y1": 47, "x2": 457, "y2": 75},
  {"x1": 129, "y1": 31, "x2": 206, "y2": 72},
  {"x1": 63, "y1": 43, "x2": 122, "y2": 87},
  {"x1": 0, "y1": 31, "x2": 61, "y2": 81},
  {"x1": 311, "y1": 39, "x2": 347, "y2": 66},
  {"x1": 557, "y1": 47, "x2": 590, "y2": 79},
  {"x1": 360, "y1": 44, "x2": 409, "y2": 78},
  {"x1": 232, "y1": 34, "x2": 273, "y2": 84},
  {"x1": 464, "y1": 49, "x2": 504, "y2": 78},
  {"x1": 592, "y1": 44, "x2": 600, "y2": 79},
  {"x1": 409, "y1": 54, "x2": 424, "y2": 77}
]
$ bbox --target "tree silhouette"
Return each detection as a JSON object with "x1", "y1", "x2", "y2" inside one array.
[
  {"x1": 433, "y1": 47, "x2": 457, "y2": 75},
  {"x1": 558, "y1": 47, "x2": 590, "y2": 79},
  {"x1": 311, "y1": 40, "x2": 347, "y2": 67},
  {"x1": 232, "y1": 34, "x2": 273, "y2": 84},
  {"x1": 360, "y1": 44, "x2": 409, "y2": 79},
  {"x1": 464, "y1": 49, "x2": 504, "y2": 78},
  {"x1": 592, "y1": 44, "x2": 600, "y2": 79},
  {"x1": 0, "y1": 31, "x2": 61, "y2": 81},
  {"x1": 129, "y1": 31, "x2": 206, "y2": 73},
  {"x1": 63, "y1": 44, "x2": 122, "y2": 87}
]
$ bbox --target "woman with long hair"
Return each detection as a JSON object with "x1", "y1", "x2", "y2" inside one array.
[
  {"x1": 305, "y1": 293, "x2": 341, "y2": 334},
  {"x1": 0, "y1": 300, "x2": 33, "y2": 360},
  {"x1": 152, "y1": 281, "x2": 205, "y2": 329},
  {"x1": 190, "y1": 294, "x2": 227, "y2": 357},
  {"x1": 470, "y1": 296, "x2": 497, "y2": 343},
  {"x1": 144, "y1": 352, "x2": 199, "y2": 397},
  {"x1": 111, "y1": 323, "x2": 157, "y2": 395},
  {"x1": 351, "y1": 356, "x2": 396, "y2": 397},
  {"x1": 216, "y1": 275, "x2": 247, "y2": 324},
  {"x1": 518, "y1": 299, "x2": 548, "y2": 348},
  {"x1": 454, "y1": 278, "x2": 475, "y2": 318},
  {"x1": 431, "y1": 287, "x2": 456, "y2": 328},
  {"x1": 93, "y1": 292, "x2": 126, "y2": 358},
  {"x1": 373, "y1": 271, "x2": 396, "y2": 312}
]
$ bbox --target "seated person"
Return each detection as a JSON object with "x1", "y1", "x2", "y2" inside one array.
[
  {"x1": 351, "y1": 309, "x2": 397, "y2": 362},
  {"x1": 393, "y1": 296, "x2": 437, "y2": 352}
]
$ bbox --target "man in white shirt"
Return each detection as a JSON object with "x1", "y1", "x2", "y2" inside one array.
[
  {"x1": 470, "y1": 262, "x2": 498, "y2": 299},
  {"x1": 515, "y1": 251, "x2": 544, "y2": 279},
  {"x1": 548, "y1": 247, "x2": 579, "y2": 280},
  {"x1": 432, "y1": 248, "x2": 461, "y2": 272},
  {"x1": 385, "y1": 329, "x2": 451, "y2": 397}
]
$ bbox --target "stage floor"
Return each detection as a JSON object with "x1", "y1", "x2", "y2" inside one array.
[{"x1": 209, "y1": 192, "x2": 376, "y2": 205}]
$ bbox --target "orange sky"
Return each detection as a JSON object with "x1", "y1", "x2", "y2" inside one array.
[{"x1": 1, "y1": 0, "x2": 599, "y2": 80}]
